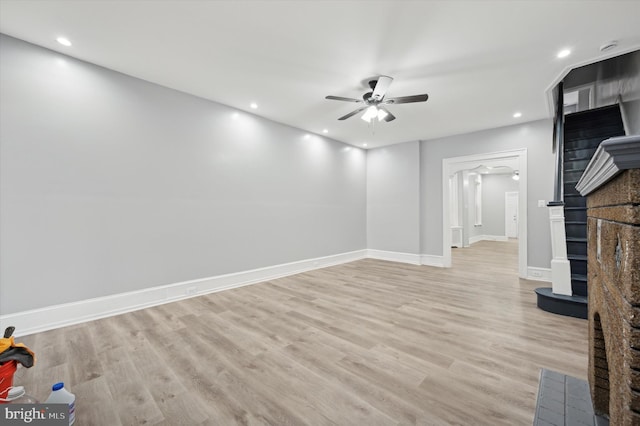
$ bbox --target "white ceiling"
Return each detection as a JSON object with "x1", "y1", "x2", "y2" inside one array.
[{"x1": 1, "y1": 0, "x2": 639, "y2": 148}]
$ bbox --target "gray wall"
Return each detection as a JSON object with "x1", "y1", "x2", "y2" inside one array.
[
  {"x1": 621, "y1": 50, "x2": 640, "y2": 134},
  {"x1": 623, "y1": 99, "x2": 640, "y2": 135},
  {"x1": 481, "y1": 174, "x2": 519, "y2": 237},
  {"x1": 0, "y1": 35, "x2": 367, "y2": 314},
  {"x1": 366, "y1": 141, "x2": 420, "y2": 254},
  {"x1": 613, "y1": 49, "x2": 639, "y2": 135},
  {"x1": 420, "y1": 119, "x2": 555, "y2": 268}
]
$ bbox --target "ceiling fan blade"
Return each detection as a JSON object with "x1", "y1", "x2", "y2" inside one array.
[
  {"x1": 378, "y1": 106, "x2": 396, "y2": 122},
  {"x1": 384, "y1": 94, "x2": 429, "y2": 104},
  {"x1": 338, "y1": 106, "x2": 368, "y2": 120},
  {"x1": 371, "y1": 75, "x2": 393, "y2": 101},
  {"x1": 325, "y1": 95, "x2": 363, "y2": 103}
]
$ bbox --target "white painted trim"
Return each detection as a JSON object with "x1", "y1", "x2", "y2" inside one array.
[
  {"x1": 469, "y1": 235, "x2": 481, "y2": 245},
  {"x1": 1, "y1": 249, "x2": 367, "y2": 337},
  {"x1": 450, "y1": 225, "x2": 463, "y2": 248},
  {"x1": 442, "y1": 149, "x2": 528, "y2": 277},
  {"x1": 367, "y1": 249, "x2": 421, "y2": 265},
  {"x1": 576, "y1": 135, "x2": 640, "y2": 196},
  {"x1": 527, "y1": 267, "x2": 552, "y2": 282},
  {"x1": 420, "y1": 254, "x2": 446, "y2": 268},
  {"x1": 469, "y1": 235, "x2": 509, "y2": 244},
  {"x1": 548, "y1": 205, "x2": 572, "y2": 295}
]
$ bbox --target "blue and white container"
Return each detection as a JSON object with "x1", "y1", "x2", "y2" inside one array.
[{"x1": 45, "y1": 382, "x2": 75, "y2": 425}]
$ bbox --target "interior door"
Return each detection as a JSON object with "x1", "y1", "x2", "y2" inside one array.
[{"x1": 505, "y1": 191, "x2": 519, "y2": 238}]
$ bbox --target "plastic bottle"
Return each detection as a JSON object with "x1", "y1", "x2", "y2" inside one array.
[
  {"x1": 45, "y1": 382, "x2": 75, "y2": 425},
  {"x1": 7, "y1": 386, "x2": 39, "y2": 403}
]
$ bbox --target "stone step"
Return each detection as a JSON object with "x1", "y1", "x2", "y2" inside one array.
[
  {"x1": 534, "y1": 369, "x2": 609, "y2": 426},
  {"x1": 535, "y1": 287, "x2": 587, "y2": 319}
]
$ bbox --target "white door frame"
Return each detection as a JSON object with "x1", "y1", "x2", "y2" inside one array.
[
  {"x1": 442, "y1": 148, "x2": 527, "y2": 278},
  {"x1": 505, "y1": 191, "x2": 519, "y2": 239}
]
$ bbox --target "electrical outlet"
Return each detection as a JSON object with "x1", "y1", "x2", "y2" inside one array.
[
  {"x1": 531, "y1": 271, "x2": 542, "y2": 277},
  {"x1": 186, "y1": 286, "x2": 197, "y2": 296}
]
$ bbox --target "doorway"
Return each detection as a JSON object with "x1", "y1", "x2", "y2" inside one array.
[
  {"x1": 505, "y1": 191, "x2": 519, "y2": 239},
  {"x1": 442, "y1": 149, "x2": 527, "y2": 278}
]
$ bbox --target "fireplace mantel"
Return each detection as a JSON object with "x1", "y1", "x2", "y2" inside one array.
[
  {"x1": 579, "y1": 134, "x2": 640, "y2": 425},
  {"x1": 576, "y1": 135, "x2": 640, "y2": 197}
]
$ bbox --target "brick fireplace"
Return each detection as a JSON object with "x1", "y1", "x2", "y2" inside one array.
[{"x1": 576, "y1": 135, "x2": 640, "y2": 426}]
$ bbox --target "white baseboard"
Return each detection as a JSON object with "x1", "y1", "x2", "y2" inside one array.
[
  {"x1": 3, "y1": 246, "x2": 549, "y2": 337},
  {"x1": 469, "y1": 235, "x2": 509, "y2": 244},
  {"x1": 366, "y1": 250, "x2": 445, "y2": 268},
  {"x1": 469, "y1": 235, "x2": 482, "y2": 245},
  {"x1": 1, "y1": 249, "x2": 367, "y2": 337},
  {"x1": 367, "y1": 249, "x2": 421, "y2": 265},
  {"x1": 420, "y1": 254, "x2": 446, "y2": 267},
  {"x1": 527, "y1": 266, "x2": 552, "y2": 282}
]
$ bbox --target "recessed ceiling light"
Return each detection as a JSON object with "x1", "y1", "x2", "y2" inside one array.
[
  {"x1": 56, "y1": 37, "x2": 72, "y2": 47},
  {"x1": 232, "y1": 112, "x2": 239, "y2": 119},
  {"x1": 513, "y1": 112, "x2": 522, "y2": 118},
  {"x1": 322, "y1": 129, "x2": 328, "y2": 134},
  {"x1": 249, "y1": 102, "x2": 258, "y2": 109},
  {"x1": 303, "y1": 134, "x2": 310, "y2": 140},
  {"x1": 557, "y1": 49, "x2": 571, "y2": 58},
  {"x1": 362, "y1": 143, "x2": 368, "y2": 147}
]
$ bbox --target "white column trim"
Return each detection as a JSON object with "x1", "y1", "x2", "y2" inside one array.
[{"x1": 548, "y1": 205, "x2": 572, "y2": 295}]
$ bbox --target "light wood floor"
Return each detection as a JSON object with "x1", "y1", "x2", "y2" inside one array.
[{"x1": 14, "y1": 240, "x2": 588, "y2": 425}]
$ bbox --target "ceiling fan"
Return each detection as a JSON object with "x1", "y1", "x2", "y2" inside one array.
[{"x1": 325, "y1": 76, "x2": 428, "y2": 122}]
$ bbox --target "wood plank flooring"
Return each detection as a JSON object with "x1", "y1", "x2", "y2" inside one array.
[{"x1": 13, "y1": 240, "x2": 588, "y2": 425}]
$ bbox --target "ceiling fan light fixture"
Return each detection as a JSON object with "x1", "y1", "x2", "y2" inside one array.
[
  {"x1": 361, "y1": 106, "x2": 378, "y2": 122},
  {"x1": 326, "y1": 75, "x2": 426, "y2": 123}
]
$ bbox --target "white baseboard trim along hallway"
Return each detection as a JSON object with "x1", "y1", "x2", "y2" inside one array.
[
  {"x1": 420, "y1": 254, "x2": 446, "y2": 268},
  {"x1": 2, "y1": 249, "x2": 549, "y2": 336},
  {"x1": 469, "y1": 235, "x2": 509, "y2": 244},
  {"x1": 527, "y1": 267, "x2": 552, "y2": 282},
  {"x1": 366, "y1": 249, "x2": 421, "y2": 265},
  {"x1": 0, "y1": 249, "x2": 367, "y2": 337}
]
